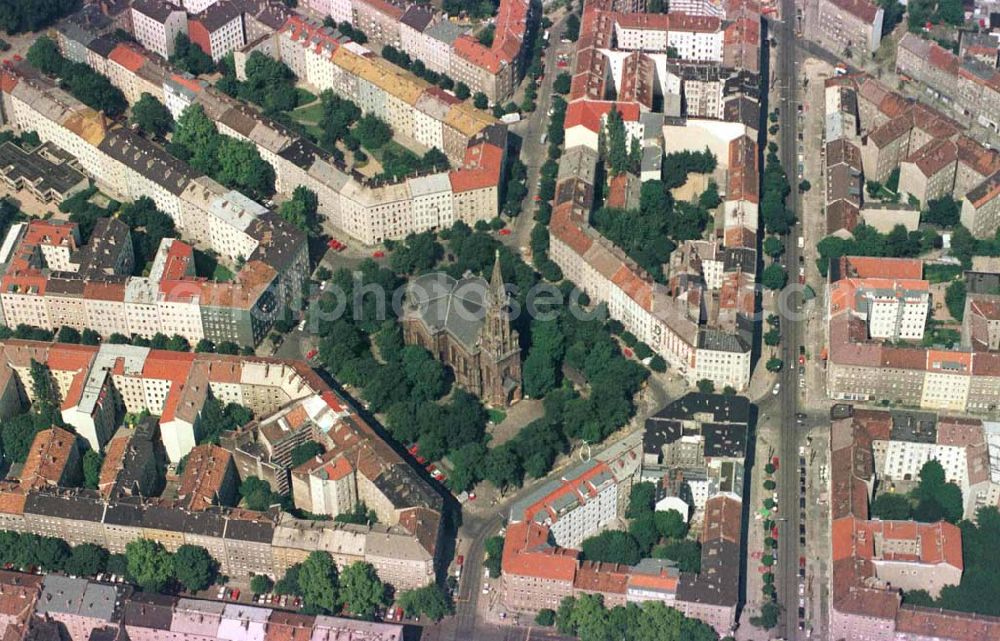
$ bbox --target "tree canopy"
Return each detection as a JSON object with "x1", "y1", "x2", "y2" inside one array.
[
  {"x1": 398, "y1": 584, "x2": 454, "y2": 621},
  {"x1": 338, "y1": 562, "x2": 387, "y2": 619},
  {"x1": 0, "y1": 0, "x2": 79, "y2": 34},
  {"x1": 170, "y1": 34, "x2": 215, "y2": 76},
  {"x1": 125, "y1": 539, "x2": 173, "y2": 593},
  {"x1": 172, "y1": 545, "x2": 217, "y2": 592},
  {"x1": 298, "y1": 551, "x2": 340, "y2": 614},
  {"x1": 130, "y1": 93, "x2": 174, "y2": 139},
  {"x1": 556, "y1": 596, "x2": 718, "y2": 641}
]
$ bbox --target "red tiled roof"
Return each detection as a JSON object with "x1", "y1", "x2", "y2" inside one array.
[
  {"x1": 109, "y1": 44, "x2": 147, "y2": 73},
  {"x1": 501, "y1": 521, "x2": 579, "y2": 582},
  {"x1": 564, "y1": 100, "x2": 640, "y2": 134}
]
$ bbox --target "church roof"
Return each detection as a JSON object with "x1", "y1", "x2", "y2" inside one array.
[{"x1": 404, "y1": 272, "x2": 490, "y2": 351}]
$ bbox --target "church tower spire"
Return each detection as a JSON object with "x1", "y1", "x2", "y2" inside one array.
[{"x1": 479, "y1": 250, "x2": 522, "y2": 405}]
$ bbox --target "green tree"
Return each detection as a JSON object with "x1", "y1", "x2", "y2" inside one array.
[
  {"x1": 535, "y1": 608, "x2": 556, "y2": 626},
  {"x1": 946, "y1": 280, "x2": 967, "y2": 321},
  {"x1": 251, "y1": 575, "x2": 274, "y2": 595},
  {"x1": 454, "y1": 82, "x2": 470, "y2": 100},
  {"x1": 654, "y1": 509, "x2": 687, "y2": 539},
  {"x1": 751, "y1": 601, "x2": 780, "y2": 629},
  {"x1": 762, "y1": 263, "x2": 788, "y2": 290},
  {"x1": 339, "y1": 562, "x2": 387, "y2": 619},
  {"x1": 626, "y1": 482, "x2": 655, "y2": 517},
  {"x1": 82, "y1": 450, "x2": 103, "y2": 490},
  {"x1": 27, "y1": 36, "x2": 65, "y2": 76},
  {"x1": 354, "y1": 114, "x2": 392, "y2": 151},
  {"x1": 125, "y1": 539, "x2": 174, "y2": 593},
  {"x1": 217, "y1": 137, "x2": 275, "y2": 200},
  {"x1": 652, "y1": 539, "x2": 701, "y2": 572},
  {"x1": 298, "y1": 551, "x2": 340, "y2": 614},
  {"x1": 473, "y1": 92, "x2": 489, "y2": 110},
  {"x1": 57, "y1": 326, "x2": 81, "y2": 344},
  {"x1": 799, "y1": 179, "x2": 811, "y2": 192},
  {"x1": 447, "y1": 442, "x2": 487, "y2": 493},
  {"x1": 170, "y1": 34, "x2": 215, "y2": 76},
  {"x1": 0, "y1": 0, "x2": 79, "y2": 35},
  {"x1": 766, "y1": 357, "x2": 783, "y2": 373},
  {"x1": 172, "y1": 545, "x2": 217, "y2": 592},
  {"x1": 564, "y1": 13, "x2": 581, "y2": 41},
  {"x1": 482, "y1": 444, "x2": 523, "y2": 491},
  {"x1": 763, "y1": 236, "x2": 784, "y2": 258},
  {"x1": 922, "y1": 197, "x2": 960, "y2": 227},
  {"x1": 696, "y1": 379, "x2": 715, "y2": 394},
  {"x1": 580, "y1": 531, "x2": 642, "y2": 566},
  {"x1": 239, "y1": 476, "x2": 281, "y2": 511},
  {"x1": 277, "y1": 186, "x2": 320, "y2": 233},
  {"x1": 130, "y1": 93, "x2": 174, "y2": 139},
  {"x1": 397, "y1": 584, "x2": 453, "y2": 621},
  {"x1": 871, "y1": 492, "x2": 912, "y2": 520},
  {"x1": 484, "y1": 536, "x2": 504, "y2": 579},
  {"x1": 290, "y1": 441, "x2": 325, "y2": 468},
  {"x1": 764, "y1": 327, "x2": 781, "y2": 346},
  {"x1": 553, "y1": 72, "x2": 571, "y2": 94},
  {"x1": 64, "y1": 543, "x2": 108, "y2": 577},
  {"x1": 603, "y1": 107, "x2": 628, "y2": 175}
]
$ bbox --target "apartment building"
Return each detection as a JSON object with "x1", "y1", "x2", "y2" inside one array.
[
  {"x1": 98, "y1": 420, "x2": 164, "y2": 500},
  {"x1": 826, "y1": 408, "x2": 1000, "y2": 641},
  {"x1": 964, "y1": 294, "x2": 1000, "y2": 351},
  {"x1": 0, "y1": 141, "x2": 88, "y2": 205},
  {"x1": 188, "y1": 0, "x2": 247, "y2": 61},
  {"x1": 826, "y1": 260, "x2": 1000, "y2": 412},
  {"x1": 52, "y1": 13, "x2": 508, "y2": 247},
  {"x1": 131, "y1": 0, "x2": 188, "y2": 59},
  {"x1": 899, "y1": 138, "x2": 959, "y2": 205},
  {"x1": 177, "y1": 444, "x2": 239, "y2": 511},
  {"x1": 810, "y1": 0, "x2": 883, "y2": 57},
  {"x1": 897, "y1": 33, "x2": 1000, "y2": 135},
  {"x1": 827, "y1": 258, "x2": 931, "y2": 341},
  {"x1": 0, "y1": 340, "x2": 443, "y2": 589},
  {"x1": 960, "y1": 169, "x2": 1000, "y2": 238},
  {"x1": 500, "y1": 493, "x2": 741, "y2": 638},
  {"x1": 19, "y1": 428, "x2": 81, "y2": 490},
  {"x1": 6, "y1": 574, "x2": 403, "y2": 641}
]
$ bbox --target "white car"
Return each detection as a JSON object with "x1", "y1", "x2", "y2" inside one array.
[{"x1": 773, "y1": 382, "x2": 781, "y2": 395}]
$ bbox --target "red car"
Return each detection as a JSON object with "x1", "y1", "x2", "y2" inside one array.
[
  {"x1": 622, "y1": 348, "x2": 633, "y2": 358},
  {"x1": 498, "y1": 228, "x2": 511, "y2": 236},
  {"x1": 426, "y1": 463, "x2": 437, "y2": 472},
  {"x1": 328, "y1": 239, "x2": 345, "y2": 251},
  {"x1": 408, "y1": 444, "x2": 420, "y2": 455},
  {"x1": 468, "y1": 492, "x2": 477, "y2": 501},
  {"x1": 416, "y1": 455, "x2": 427, "y2": 464},
  {"x1": 306, "y1": 349, "x2": 318, "y2": 361},
  {"x1": 557, "y1": 60, "x2": 568, "y2": 68},
  {"x1": 457, "y1": 555, "x2": 465, "y2": 566},
  {"x1": 373, "y1": 250, "x2": 385, "y2": 258},
  {"x1": 231, "y1": 589, "x2": 240, "y2": 600},
  {"x1": 798, "y1": 355, "x2": 805, "y2": 365}
]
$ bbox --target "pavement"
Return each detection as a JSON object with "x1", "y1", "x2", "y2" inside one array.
[
  {"x1": 771, "y1": 1, "x2": 807, "y2": 638},
  {"x1": 501, "y1": 13, "x2": 575, "y2": 257}
]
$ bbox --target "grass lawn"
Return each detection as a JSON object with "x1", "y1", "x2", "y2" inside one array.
[
  {"x1": 295, "y1": 87, "x2": 317, "y2": 106},
  {"x1": 487, "y1": 409, "x2": 507, "y2": 424},
  {"x1": 921, "y1": 327, "x2": 961, "y2": 348},
  {"x1": 194, "y1": 249, "x2": 235, "y2": 282},
  {"x1": 370, "y1": 139, "x2": 415, "y2": 161},
  {"x1": 291, "y1": 101, "x2": 325, "y2": 125},
  {"x1": 924, "y1": 264, "x2": 962, "y2": 284},
  {"x1": 213, "y1": 263, "x2": 235, "y2": 282}
]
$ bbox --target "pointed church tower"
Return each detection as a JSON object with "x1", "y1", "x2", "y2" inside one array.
[{"x1": 480, "y1": 251, "x2": 522, "y2": 406}]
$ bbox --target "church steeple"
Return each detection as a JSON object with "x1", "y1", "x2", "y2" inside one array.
[
  {"x1": 482, "y1": 250, "x2": 516, "y2": 358},
  {"x1": 489, "y1": 249, "x2": 506, "y2": 307},
  {"x1": 479, "y1": 249, "x2": 522, "y2": 405}
]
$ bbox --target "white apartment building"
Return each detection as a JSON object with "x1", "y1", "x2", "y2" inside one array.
[
  {"x1": 874, "y1": 440, "x2": 970, "y2": 493},
  {"x1": 181, "y1": 0, "x2": 220, "y2": 12},
  {"x1": 862, "y1": 285, "x2": 931, "y2": 340},
  {"x1": 131, "y1": 0, "x2": 188, "y2": 59}
]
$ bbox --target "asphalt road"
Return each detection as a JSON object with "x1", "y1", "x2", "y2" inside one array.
[
  {"x1": 772, "y1": 2, "x2": 804, "y2": 639},
  {"x1": 503, "y1": 14, "x2": 574, "y2": 256}
]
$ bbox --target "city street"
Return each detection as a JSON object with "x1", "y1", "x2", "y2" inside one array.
[{"x1": 772, "y1": 0, "x2": 805, "y2": 637}]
